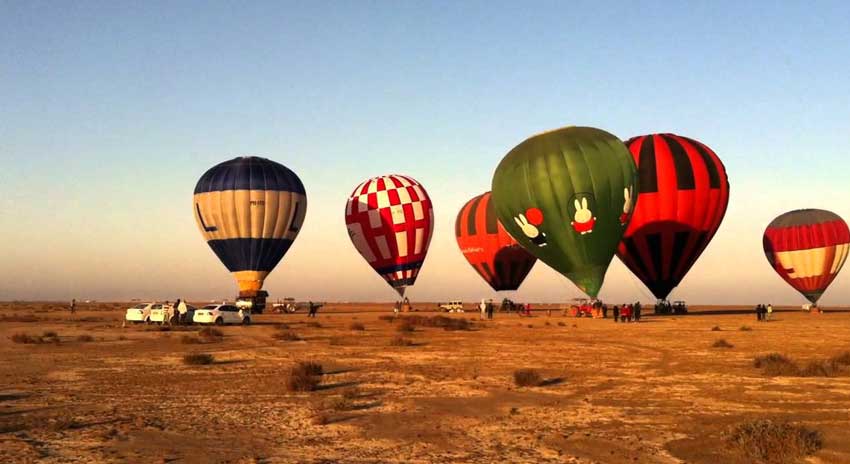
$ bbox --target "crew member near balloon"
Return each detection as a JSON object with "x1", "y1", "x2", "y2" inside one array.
[
  {"x1": 763, "y1": 209, "x2": 849, "y2": 309},
  {"x1": 617, "y1": 133, "x2": 730, "y2": 303},
  {"x1": 345, "y1": 174, "x2": 434, "y2": 297},
  {"x1": 491, "y1": 126, "x2": 638, "y2": 298},
  {"x1": 193, "y1": 156, "x2": 306, "y2": 300}
]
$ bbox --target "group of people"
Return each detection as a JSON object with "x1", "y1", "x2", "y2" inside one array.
[
  {"x1": 653, "y1": 300, "x2": 687, "y2": 314},
  {"x1": 392, "y1": 297, "x2": 411, "y2": 315},
  {"x1": 479, "y1": 299, "x2": 496, "y2": 319},
  {"x1": 163, "y1": 299, "x2": 190, "y2": 324},
  {"x1": 755, "y1": 303, "x2": 773, "y2": 321},
  {"x1": 607, "y1": 302, "x2": 642, "y2": 322}
]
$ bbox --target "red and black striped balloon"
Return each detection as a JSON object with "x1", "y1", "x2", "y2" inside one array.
[
  {"x1": 763, "y1": 209, "x2": 849, "y2": 304},
  {"x1": 617, "y1": 134, "x2": 730, "y2": 300},
  {"x1": 455, "y1": 192, "x2": 536, "y2": 291}
]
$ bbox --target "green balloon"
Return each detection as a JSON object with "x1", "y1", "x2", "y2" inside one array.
[{"x1": 491, "y1": 126, "x2": 638, "y2": 297}]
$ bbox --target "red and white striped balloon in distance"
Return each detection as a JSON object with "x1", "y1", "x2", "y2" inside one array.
[
  {"x1": 344, "y1": 175, "x2": 434, "y2": 296},
  {"x1": 763, "y1": 209, "x2": 850, "y2": 305}
]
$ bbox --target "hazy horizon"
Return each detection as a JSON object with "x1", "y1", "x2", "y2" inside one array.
[{"x1": 3, "y1": 1, "x2": 849, "y2": 305}]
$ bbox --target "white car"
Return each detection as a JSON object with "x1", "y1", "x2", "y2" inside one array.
[
  {"x1": 438, "y1": 301, "x2": 464, "y2": 312},
  {"x1": 193, "y1": 304, "x2": 251, "y2": 325},
  {"x1": 125, "y1": 303, "x2": 156, "y2": 323}
]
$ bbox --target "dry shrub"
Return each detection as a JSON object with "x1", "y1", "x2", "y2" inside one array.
[
  {"x1": 198, "y1": 327, "x2": 223, "y2": 338},
  {"x1": 513, "y1": 369, "x2": 543, "y2": 387},
  {"x1": 740, "y1": 326, "x2": 753, "y2": 331},
  {"x1": 557, "y1": 321, "x2": 566, "y2": 327},
  {"x1": 396, "y1": 322, "x2": 415, "y2": 333},
  {"x1": 712, "y1": 339, "x2": 734, "y2": 349},
  {"x1": 349, "y1": 322, "x2": 365, "y2": 331},
  {"x1": 399, "y1": 315, "x2": 472, "y2": 331},
  {"x1": 183, "y1": 353, "x2": 215, "y2": 365},
  {"x1": 711, "y1": 325, "x2": 722, "y2": 331},
  {"x1": 11, "y1": 333, "x2": 41, "y2": 344},
  {"x1": 43, "y1": 331, "x2": 58, "y2": 338},
  {"x1": 285, "y1": 361, "x2": 324, "y2": 392},
  {"x1": 727, "y1": 419, "x2": 822, "y2": 463},
  {"x1": 389, "y1": 336, "x2": 414, "y2": 347},
  {"x1": 830, "y1": 351, "x2": 850, "y2": 366},
  {"x1": 754, "y1": 353, "x2": 799, "y2": 376},
  {"x1": 118, "y1": 335, "x2": 128, "y2": 341},
  {"x1": 181, "y1": 335, "x2": 202, "y2": 344},
  {"x1": 0, "y1": 314, "x2": 40, "y2": 323},
  {"x1": 76, "y1": 334, "x2": 95, "y2": 342},
  {"x1": 274, "y1": 330, "x2": 302, "y2": 341},
  {"x1": 799, "y1": 360, "x2": 841, "y2": 378}
]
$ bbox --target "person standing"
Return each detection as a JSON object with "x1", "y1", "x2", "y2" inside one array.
[
  {"x1": 613, "y1": 305, "x2": 620, "y2": 323},
  {"x1": 487, "y1": 300, "x2": 494, "y2": 320},
  {"x1": 634, "y1": 302, "x2": 642, "y2": 322},
  {"x1": 70, "y1": 299, "x2": 76, "y2": 316},
  {"x1": 602, "y1": 304, "x2": 608, "y2": 319},
  {"x1": 177, "y1": 299, "x2": 188, "y2": 324},
  {"x1": 756, "y1": 304, "x2": 763, "y2": 321},
  {"x1": 766, "y1": 303, "x2": 773, "y2": 321},
  {"x1": 393, "y1": 301, "x2": 400, "y2": 317},
  {"x1": 307, "y1": 301, "x2": 316, "y2": 318}
]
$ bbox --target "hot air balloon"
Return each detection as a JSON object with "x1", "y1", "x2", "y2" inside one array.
[
  {"x1": 344, "y1": 175, "x2": 434, "y2": 296},
  {"x1": 763, "y1": 209, "x2": 849, "y2": 305},
  {"x1": 455, "y1": 192, "x2": 537, "y2": 291},
  {"x1": 491, "y1": 126, "x2": 638, "y2": 298},
  {"x1": 616, "y1": 134, "x2": 730, "y2": 300},
  {"x1": 193, "y1": 156, "x2": 306, "y2": 298}
]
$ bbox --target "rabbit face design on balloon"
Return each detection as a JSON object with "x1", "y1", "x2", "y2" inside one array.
[
  {"x1": 514, "y1": 207, "x2": 548, "y2": 247},
  {"x1": 571, "y1": 196, "x2": 596, "y2": 235}
]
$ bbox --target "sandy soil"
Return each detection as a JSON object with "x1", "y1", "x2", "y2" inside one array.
[{"x1": 1, "y1": 301, "x2": 849, "y2": 463}]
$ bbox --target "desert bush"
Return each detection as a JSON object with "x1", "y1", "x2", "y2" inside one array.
[
  {"x1": 513, "y1": 369, "x2": 543, "y2": 387},
  {"x1": 0, "y1": 314, "x2": 40, "y2": 323},
  {"x1": 43, "y1": 331, "x2": 58, "y2": 338},
  {"x1": 754, "y1": 353, "x2": 799, "y2": 376},
  {"x1": 727, "y1": 419, "x2": 822, "y2": 463},
  {"x1": 274, "y1": 330, "x2": 302, "y2": 341},
  {"x1": 712, "y1": 339, "x2": 734, "y2": 349},
  {"x1": 799, "y1": 360, "x2": 841, "y2": 378},
  {"x1": 830, "y1": 351, "x2": 850, "y2": 366},
  {"x1": 739, "y1": 326, "x2": 753, "y2": 331},
  {"x1": 349, "y1": 322, "x2": 365, "y2": 331},
  {"x1": 711, "y1": 325, "x2": 721, "y2": 331},
  {"x1": 544, "y1": 321, "x2": 551, "y2": 326},
  {"x1": 389, "y1": 336, "x2": 414, "y2": 347},
  {"x1": 10, "y1": 333, "x2": 41, "y2": 344},
  {"x1": 76, "y1": 334, "x2": 94, "y2": 342},
  {"x1": 557, "y1": 321, "x2": 566, "y2": 327},
  {"x1": 285, "y1": 361, "x2": 324, "y2": 392},
  {"x1": 396, "y1": 322, "x2": 415, "y2": 333},
  {"x1": 398, "y1": 315, "x2": 472, "y2": 331},
  {"x1": 198, "y1": 327, "x2": 223, "y2": 338},
  {"x1": 183, "y1": 353, "x2": 215, "y2": 365}
]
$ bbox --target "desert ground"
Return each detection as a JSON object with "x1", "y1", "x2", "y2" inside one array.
[{"x1": 1, "y1": 301, "x2": 850, "y2": 463}]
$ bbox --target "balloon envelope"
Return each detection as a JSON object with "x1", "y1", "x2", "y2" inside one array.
[
  {"x1": 763, "y1": 209, "x2": 849, "y2": 304},
  {"x1": 491, "y1": 126, "x2": 638, "y2": 298},
  {"x1": 193, "y1": 156, "x2": 307, "y2": 296},
  {"x1": 617, "y1": 134, "x2": 730, "y2": 300},
  {"x1": 455, "y1": 192, "x2": 536, "y2": 291},
  {"x1": 345, "y1": 175, "x2": 434, "y2": 296}
]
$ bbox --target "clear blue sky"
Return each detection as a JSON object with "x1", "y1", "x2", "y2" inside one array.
[{"x1": 2, "y1": 1, "x2": 849, "y2": 304}]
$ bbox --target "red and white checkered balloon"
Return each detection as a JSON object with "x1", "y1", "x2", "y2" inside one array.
[{"x1": 345, "y1": 175, "x2": 434, "y2": 296}]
